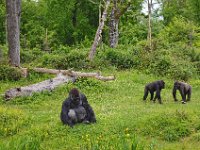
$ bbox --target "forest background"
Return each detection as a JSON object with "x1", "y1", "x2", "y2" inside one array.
[{"x1": 0, "y1": 0, "x2": 200, "y2": 149}]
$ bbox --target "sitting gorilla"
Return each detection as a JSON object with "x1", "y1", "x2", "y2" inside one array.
[
  {"x1": 60, "y1": 88, "x2": 96, "y2": 127},
  {"x1": 143, "y1": 80, "x2": 165, "y2": 104},
  {"x1": 173, "y1": 81, "x2": 192, "y2": 104}
]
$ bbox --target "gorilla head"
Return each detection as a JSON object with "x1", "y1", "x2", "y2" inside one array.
[{"x1": 69, "y1": 88, "x2": 81, "y2": 106}]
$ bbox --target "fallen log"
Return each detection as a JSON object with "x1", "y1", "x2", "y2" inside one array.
[
  {"x1": 5, "y1": 74, "x2": 74, "y2": 100},
  {"x1": 4, "y1": 68, "x2": 115, "y2": 100},
  {"x1": 33, "y1": 68, "x2": 115, "y2": 81}
]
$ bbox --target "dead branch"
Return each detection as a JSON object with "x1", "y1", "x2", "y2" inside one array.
[
  {"x1": 33, "y1": 68, "x2": 115, "y2": 81},
  {"x1": 4, "y1": 67, "x2": 115, "y2": 100},
  {"x1": 4, "y1": 74, "x2": 74, "y2": 100}
]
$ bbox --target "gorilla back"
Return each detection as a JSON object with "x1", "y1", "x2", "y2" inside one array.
[
  {"x1": 173, "y1": 81, "x2": 192, "y2": 104},
  {"x1": 143, "y1": 80, "x2": 165, "y2": 104}
]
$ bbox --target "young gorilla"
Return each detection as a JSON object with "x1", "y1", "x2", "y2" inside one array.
[
  {"x1": 143, "y1": 80, "x2": 165, "y2": 104},
  {"x1": 173, "y1": 81, "x2": 192, "y2": 104},
  {"x1": 60, "y1": 88, "x2": 96, "y2": 127}
]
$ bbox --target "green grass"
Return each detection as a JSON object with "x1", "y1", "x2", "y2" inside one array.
[{"x1": 0, "y1": 70, "x2": 200, "y2": 150}]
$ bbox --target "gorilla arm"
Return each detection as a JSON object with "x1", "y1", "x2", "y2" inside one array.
[
  {"x1": 155, "y1": 85, "x2": 162, "y2": 104},
  {"x1": 81, "y1": 94, "x2": 96, "y2": 123},
  {"x1": 60, "y1": 99, "x2": 74, "y2": 127},
  {"x1": 172, "y1": 87, "x2": 178, "y2": 101}
]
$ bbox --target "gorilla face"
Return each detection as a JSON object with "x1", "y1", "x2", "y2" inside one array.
[
  {"x1": 71, "y1": 94, "x2": 80, "y2": 106},
  {"x1": 69, "y1": 88, "x2": 81, "y2": 106},
  {"x1": 173, "y1": 82, "x2": 181, "y2": 90}
]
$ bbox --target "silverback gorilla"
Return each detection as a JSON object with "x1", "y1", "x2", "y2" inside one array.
[
  {"x1": 173, "y1": 81, "x2": 192, "y2": 104},
  {"x1": 60, "y1": 88, "x2": 96, "y2": 127},
  {"x1": 143, "y1": 80, "x2": 165, "y2": 104}
]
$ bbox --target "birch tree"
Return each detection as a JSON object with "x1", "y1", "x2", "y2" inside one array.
[
  {"x1": 147, "y1": 0, "x2": 152, "y2": 50},
  {"x1": 89, "y1": 0, "x2": 110, "y2": 60}
]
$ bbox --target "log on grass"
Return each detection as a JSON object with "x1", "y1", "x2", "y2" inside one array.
[
  {"x1": 33, "y1": 68, "x2": 115, "y2": 81},
  {"x1": 4, "y1": 74, "x2": 74, "y2": 100}
]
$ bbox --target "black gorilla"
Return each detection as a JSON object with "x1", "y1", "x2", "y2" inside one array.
[
  {"x1": 143, "y1": 80, "x2": 165, "y2": 104},
  {"x1": 60, "y1": 88, "x2": 96, "y2": 127},
  {"x1": 173, "y1": 81, "x2": 192, "y2": 104}
]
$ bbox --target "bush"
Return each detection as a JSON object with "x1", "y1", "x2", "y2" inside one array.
[
  {"x1": 41, "y1": 50, "x2": 89, "y2": 69},
  {"x1": 21, "y1": 48, "x2": 44, "y2": 63},
  {"x1": 99, "y1": 48, "x2": 139, "y2": 69},
  {"x1": 0, "y1": 65, "x2": 22, "y2": 81}
]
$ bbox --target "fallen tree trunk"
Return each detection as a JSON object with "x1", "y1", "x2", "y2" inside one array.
[
  {"x1": 5, "y1": 74, "x2": 74, "y2": 100},
  {"x1": 4, "y1": 68, "x2": 115, "y2": 100},
  {"x1": 33, "y1": 68, "x2": 115, "y2": 81}
]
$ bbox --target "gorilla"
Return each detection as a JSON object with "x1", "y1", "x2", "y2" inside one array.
[
  {"x1": 143, "y1": 80, "x2": 165, "y2": 104},
  {"x1": 60, "y1": 88, "x2": 96, "y2": 127},
  {"x1": 173, "y1": 81, "x2": 192, "y2": 104}
]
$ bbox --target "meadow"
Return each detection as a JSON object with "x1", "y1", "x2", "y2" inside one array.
[{"x1": 0, "y1": 70, "x2": 200, "y2": 150}]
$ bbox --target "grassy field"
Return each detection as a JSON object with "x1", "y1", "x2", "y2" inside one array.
[{"x1": 0, "y1": 70, "x2": 200, "y2": 150}]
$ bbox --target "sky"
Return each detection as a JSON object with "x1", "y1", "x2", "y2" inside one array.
[{"x1": 141, "y1": 0, "x2": 161, "y2": 15}]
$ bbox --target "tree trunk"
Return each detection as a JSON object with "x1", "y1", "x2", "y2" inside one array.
[
  {"x1": 147, "y1": 0, "x2": 152, "y2": 50},
  {"x1": 33, "y1": 68, "x2": 115, "y2": 81},
  {"x1": 109, "y1": 4, "x2": 119, "y2": 48},
  {"x1": 88, "y1": 0, "x2": 110, "y2": 60},
  {"x1": 5, "y1": 74, "x2": 74, "y2": 100},
  {"x1": 6, "y1": 0, "x2": 21, "y2": 67},
  {"x1": 109, "y1": 1, "x2": 130, "y2": 48},
  {"x1": 4, "y1": 68, "x2": 115, "y2": 100}
]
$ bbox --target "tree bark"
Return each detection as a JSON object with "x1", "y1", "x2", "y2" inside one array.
[
  {"x1": 5, "y1": 74, "x2": 74, "y2": 100},
  {"x1": 4, "y1": 68, "x2": 115, "y2": 100},
  {"x1": 88, "y1": 0, "x2": 110, "y2": 60},
  {"x1": 109, "y1": 1, "x2": 119, "y2": 48},
  {"x1": 109, "y1": 1, "x2": 131, "y2": 48},
  {"x1": 147, "y1": 0, "x2": 152, "y2": 50},
  {"x1": 6, "y1": 0, "x2": 21, "y2": 67},
  {"x1": 33, "y1": 68, "x2": 115, "y2": 81}
]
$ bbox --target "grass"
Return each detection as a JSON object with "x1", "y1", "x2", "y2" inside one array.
[{"x1": 0, "y1": 70, "x2": 200, "y2": 150}]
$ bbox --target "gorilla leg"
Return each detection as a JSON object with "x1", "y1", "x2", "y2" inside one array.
[
  {"x1": 180, "y1": 90, "x2": 186, "y2": 104},
  {"x1": 154, "y1": 89, "x2": 162, "y2": 104},
  {"x1": 143, "y1": 87, "x2": 149, "y2": 100},
  {"x1": 187, "y1": 88, "x2": 192, "y2": 101},
  {"x1": 150, "y1": 91, "x2": 154, "y2": 101}
]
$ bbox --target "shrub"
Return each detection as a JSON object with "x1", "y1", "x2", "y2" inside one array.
[
  {"x1": 0, "y1": 65, "x2": 22, "y2": 81},
  {"x1": 21, "y1": 48, "x2": 45, "y2": 63},
  {"x1": 99, "y1": 48, "x2": 138, "y2": 69},
  {"x1": 41, "y1": 50, "x2": 89, "y2": 69}
]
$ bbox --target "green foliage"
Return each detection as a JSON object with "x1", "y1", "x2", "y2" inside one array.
[
  {"x1": 0, "y1": 65, "x2": 22, "y2": 81},
  {"x1": 20, "y1": 48, "x2": 44, "y2": 63},
  {"x1": 0, "y1": 0, "x2": 5, "y2": 44},
  {"x1": 140, "y1": 111, "x2": 191, "y2": 141},
  {"x1": 104, "y1": 49, "x2": 135, "y2": 69},
  {"x1": 41, "y1": 49, "x2": 89, "y2": 69},
  {"x1": 158, "y1": 17, "x2": 196, "y2": 44},
  {"x1": 0, "y1": 106, "x2": 28, "y2": 137}
]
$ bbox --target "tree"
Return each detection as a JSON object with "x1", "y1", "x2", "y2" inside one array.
[
  {"x1": 109, "y1": 0, "x2": 131, "y2": 48},
  {"x1": 147, "y1": 0, "x2": 152, "y2": 50},
  {"x1": 6, "y1": 0, "x2": 21, "y2": 67},
  {"x1": 89, "y1": 0, "x2": 110, "y2": 60}
]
